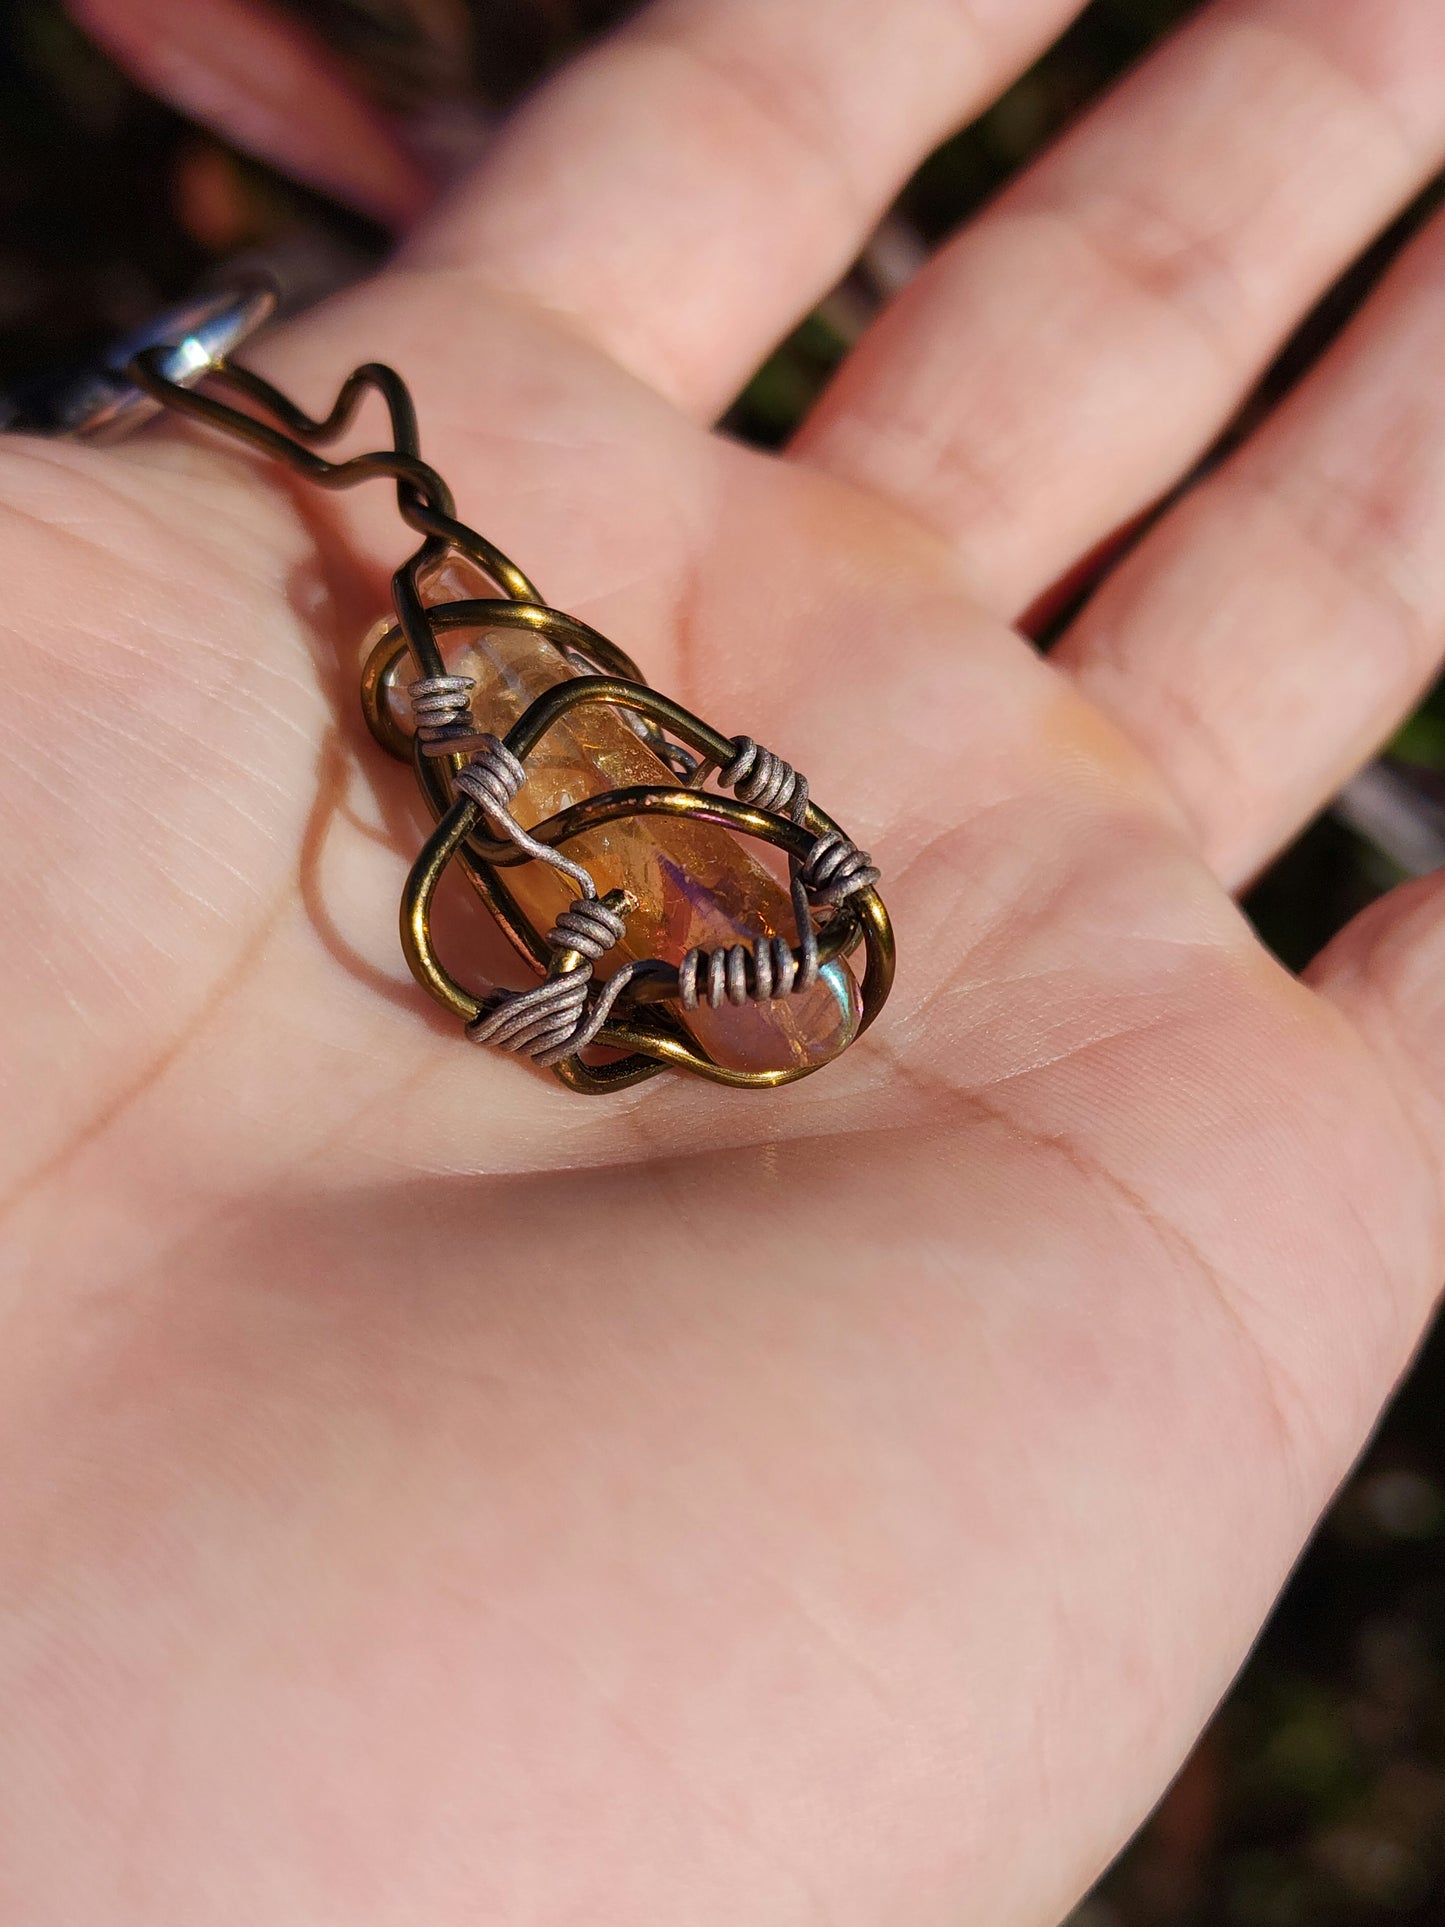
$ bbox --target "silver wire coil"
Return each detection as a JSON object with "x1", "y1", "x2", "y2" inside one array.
[
  {"x1": 800, "y1": 830, "x2": 880, "y2": 906},
  {"x1": 452, "y1": 732, "x2": 527, "y2": 817},
  {"x1": 408, "y1": 674, "x2": 478, "y2": 753},
  {"x1": 678, "y1": 934, "x2": 815, "y2": 1009},
  {"x1": 468, "y1": 894, "x2": 635, "y2": 1067},
  {"x1": 548, "y1": 898, "x2": 628, "y2": 960},
  {"x1": 719, "y1": 736, "x2": 808, "y2": 819}
]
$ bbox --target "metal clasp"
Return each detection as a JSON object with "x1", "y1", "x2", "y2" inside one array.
[{"x1": 0, "y1": 271, "x2": 277, "y2": 442}]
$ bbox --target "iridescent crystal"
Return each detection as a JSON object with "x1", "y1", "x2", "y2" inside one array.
[{"x1": 385, "y1": 606, "x2": 860, "y2": 1074}]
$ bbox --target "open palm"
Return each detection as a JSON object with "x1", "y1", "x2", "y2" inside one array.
[{"x1": 7, "y1": 1, "x2": 1445, "y2": 1920}]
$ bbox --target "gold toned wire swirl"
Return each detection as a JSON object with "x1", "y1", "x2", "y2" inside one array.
[{"x1": 128, "y1": 348, "x2": 895, "y2": 1092}]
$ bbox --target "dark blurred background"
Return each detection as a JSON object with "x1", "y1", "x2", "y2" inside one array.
[{"x1": 1, "y1": 2, "x2": 1442, "y2": 1919}]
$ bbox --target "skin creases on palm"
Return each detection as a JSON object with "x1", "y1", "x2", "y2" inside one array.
[
  {"x1": 6, "y1": 0, "x2": 1445, "y2": 1916},
  {"x1": 0, "y1": 285, "x2": 1433, "y2": 1925}
]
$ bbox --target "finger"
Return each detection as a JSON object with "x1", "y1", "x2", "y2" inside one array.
[
  {"x1": 1055, "y1": 203, "x2": 1445, "y2": 890},
  {"x1": 1309, "y1": 870, "x2": 1445, "y2": 1176},
  {"x1": 407, "y1": 0, "x2": 1089, "y2": 420},
  {"x1": 794, "y1": 0, "x2": 1445, "y2": 618},
  {"x1": 68, "y1": 0, "x2": 433, "y2": 228}
]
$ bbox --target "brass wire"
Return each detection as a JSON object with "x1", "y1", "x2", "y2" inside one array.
[{"x1": 130, "y1": 351, "x2": 894, "y2": 1091}]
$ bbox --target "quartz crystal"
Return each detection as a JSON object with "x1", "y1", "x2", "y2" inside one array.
[{"x1": 389, "y1": 605, "x2": 860, "y2": 1074}]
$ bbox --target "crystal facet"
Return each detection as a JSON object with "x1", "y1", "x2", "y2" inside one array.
[{"x1": 389, "y1": 618, "x2": 860, "y2": 1074}]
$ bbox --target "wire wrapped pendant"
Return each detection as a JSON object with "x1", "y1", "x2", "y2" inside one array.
[{"x1": 128, "y1": 344, "x2": 895, "y2": 1093}]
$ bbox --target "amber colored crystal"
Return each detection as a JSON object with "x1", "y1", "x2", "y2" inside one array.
[{"x1": 388, "y1": 603, "x2": 860, "y2": 1074}]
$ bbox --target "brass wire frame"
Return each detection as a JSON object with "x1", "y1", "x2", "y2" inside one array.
[{"x1": 129, "y1": 348, "x2": 895, "y2": 1092}]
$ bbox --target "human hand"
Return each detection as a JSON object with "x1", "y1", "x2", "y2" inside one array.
[{"x1": 8, "y1": 1, "x2": 1445, "y2": 1920}]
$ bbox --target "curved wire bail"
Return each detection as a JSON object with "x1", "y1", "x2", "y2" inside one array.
[{"x1": 126, "y1": 344, "x2": 543, "y2": 689}]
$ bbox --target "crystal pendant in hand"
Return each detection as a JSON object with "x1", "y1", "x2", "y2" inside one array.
[{"x1": 384, "y1": 591, "x2": 859, "y2": 1075}]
